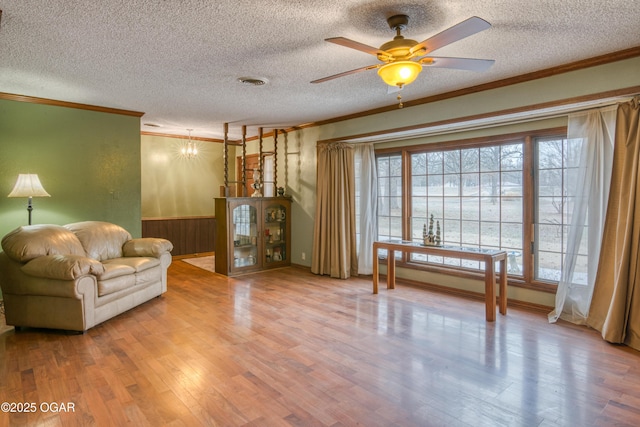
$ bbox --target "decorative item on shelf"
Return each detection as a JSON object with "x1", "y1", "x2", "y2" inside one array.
[
  {"x1": 181, "y1": 129, "x2": 198, "y2": 159},
  {"x1": 277, "y1": 186, "x2": 285, "y2": 196},
  {"x1": 422, "y1": 213, "x2": 441, "y2": 246},
  {"x1": 8, "y1": 173, "x2": 51, "y2": 225},
  {"x1": 251, "y1": 168, "x2": 263, "y2": 197}
]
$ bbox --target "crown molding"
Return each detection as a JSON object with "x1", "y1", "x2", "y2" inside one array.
[{"x1": 0, "y1": 92, "x2": 144, "y2": 117}]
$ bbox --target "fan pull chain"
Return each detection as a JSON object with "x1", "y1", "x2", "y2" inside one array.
[{"x1": 397, "y1": 93, "x2": 403, "y2": 109}]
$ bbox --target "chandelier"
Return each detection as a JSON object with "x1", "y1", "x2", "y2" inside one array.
[{"x1": 181, "y1": 129, "x2": 198, "y2": 158}]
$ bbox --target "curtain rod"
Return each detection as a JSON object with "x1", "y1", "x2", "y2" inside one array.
[{"x1": 328, "y1": 95, "x2": 636, "y2": 145}]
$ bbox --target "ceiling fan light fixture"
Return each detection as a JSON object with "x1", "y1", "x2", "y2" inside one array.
[{"x1": 377, "y1": 61, "x2": 422, "y2": 87}]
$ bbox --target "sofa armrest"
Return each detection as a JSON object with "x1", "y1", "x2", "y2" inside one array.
[
  {"x1": 122, "y1": 238, "x2": 173, "y2": 258},
  {"x1": 21, "y1": 254, "x2": 105, "y2": 280}
]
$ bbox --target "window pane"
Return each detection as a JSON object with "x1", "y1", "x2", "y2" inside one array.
[
  {"x1": 413, "y1": 175, "x2": 426, "y2": 194},
  {"x1": 501, "y1": 144, "x2": 524, "y2": 170},
  {"x1": 412, "y1": 217, "x2": 426, "y2": 240},
  {"x1": 389, "y1": 196, "x2": 402, "y2": 216},
  {"x1": 538, "y1": 139, "x2": 564, "y2": 169},
  {"x1": 390, "y1": 216, "x2": 402, "y2": 238},
  {"x1": 502, "y1": 197, "x2": 522, "y2": 223},
  {"x1": 480, "y1": 147, "x2": 500, "y2": 172},
  {"x1": 481, "y1": 172, "x2": 500, "y2": 201},
  {"x1": 572, "y1": 255, "x2": 589, "y2": 285},
  {"x1": 538, "y1": 224, "x2": 562, "y2": 252},
  {"x1": 502, "y1": 171, "x2": 522, "y2": 189},
  {"x1": 480, "y1": 198, "x2": 500, "y2": 222},
  {"x1": 461, "y1": 149, "x2": 479, "y2": 172},
  {"x1": 444, "y1": 174, "x2": 460, "y2": 194},
  {"x1": 412, "y1": 197, "x2": 427, "y2": 218},
  {"x1": 537, "y1": 251, "x2": 562, "y2": 281},
  {"x1": 428, "y1": 152, "x2": 443, "y2": 174},
  {"x1": 480, "y1": 222, "x2": 500, "y2": 246},
  {"x1": 428, "y1": 175, "x2": 443, "y2": 196},
  {"x1": 378, "y1": 216, "x2": 390, "y2": 237},
  {"x1": 461, "y1": 221, "x2": 479, "y2": 245},
  {"x1": 444, "y1": 198, "x2": 460, "y2": 219},
  {"x1": 378, "y1": 196, "x2": 390, "y2": 216},
  {"x1": 539, "y1": 169, "x2": 562, "y2": 195},
  {"x1": 462, "y1": 174, "x2": 479, "y2": 195},
  {"x1": 427, "y1": 197, "x2": 443, "y2": 219},
  {"x1": 390, "y1": 157, "x2": 402, "y2": 176},
  {"x1": 461, "y1": 197, "x2": 480, "y2": 220},
  {"x1": 538, "y1": 197, "x2": 563, "y2": 225},
  {"x1": 390, "y1": 177, "x2": 402, "y2": 197},
  {"x1": 501, "y1": 223, "x2": 523, "y2": 248},
  {"x1": 443, "y1": 219, "x2": 461, "y2": 244},
  {"x1": 444, "y1": 151, "x2": 460, "y2": 173},
  {"x1": 412, "y1": 153, "x2": 426, "y2": 175}
]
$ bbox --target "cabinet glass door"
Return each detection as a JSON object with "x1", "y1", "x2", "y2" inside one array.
[
  {"x1": 232, "y1": 204, "x2": 258, "y2": 268},
  {"x1": 263, "y1": 203, "x2": 287, "y2": 265}
]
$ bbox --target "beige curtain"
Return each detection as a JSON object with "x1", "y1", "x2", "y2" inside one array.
[
  {"x1": 311, "y1": 142, "x2": 358, "y2": 278},
  {"x1": 587, "y1": 97, "x2": 640, "y2": 349}
]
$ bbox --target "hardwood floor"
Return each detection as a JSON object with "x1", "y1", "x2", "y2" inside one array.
[{"x1": 2, "y1": 262, "x2": 640, "y2": 426}]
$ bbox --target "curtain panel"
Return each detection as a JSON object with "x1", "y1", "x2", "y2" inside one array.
[
  {"x1": 311, "y1": 142, "x2": 358, "y2": 279},
  {"x1": 548, "y1": 106, "x2": 616, "y2": 324},
  {"x1": 587, "y1": 97, "x2": 640, "y2": 349},
  {"x1": 355, "y1": 143, "x2": 378, "y2": 275}
]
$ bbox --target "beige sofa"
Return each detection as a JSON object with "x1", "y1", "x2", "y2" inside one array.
[{"x1": 0, "y1": 221, "x2": 173, "y2": 332}]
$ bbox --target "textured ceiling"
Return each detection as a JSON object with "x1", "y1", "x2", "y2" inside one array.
[{"x1": 1, "y1": 1, "x2": 640, "y2": 140}]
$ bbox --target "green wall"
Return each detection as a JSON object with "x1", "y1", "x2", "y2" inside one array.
[{"x1": 0, "y1": 99, "x2": 142, "y2": 239}]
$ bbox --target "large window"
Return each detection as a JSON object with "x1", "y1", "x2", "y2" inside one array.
[
  {"x1": 535, "y1": 136, "x2": 587, "y2": 283},
  {"x1": 409, "y1": 143, "x2": 524, "y2": 272},
  {"x1": 377, "y1": 153, "x2": 403, "y2": 242},
  {"x1": 376, "y1": 129, "x2": 572, "y2": 289}
]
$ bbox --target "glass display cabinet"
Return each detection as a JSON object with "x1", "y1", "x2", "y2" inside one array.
[
  {"x1": 215, "y1": 197, "x2": 291, "y2": 276},
  {"x1": 263, "y1": 201, "x2": 289, "y2": 266}
]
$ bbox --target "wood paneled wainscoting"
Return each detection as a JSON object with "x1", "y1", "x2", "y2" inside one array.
[{"x1": 142, "y1": 216, "x2": 215, "y2": 256}]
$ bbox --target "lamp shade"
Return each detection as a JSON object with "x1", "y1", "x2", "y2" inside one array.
[
  {"x1": 377, "y1": 61, "x2": 423, "y2": 87},
  {"x1": 8, "y1": 174, "x2": 51, "y2": 198}
]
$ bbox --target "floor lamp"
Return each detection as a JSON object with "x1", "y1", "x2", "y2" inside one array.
[{"x1": 7, "y1": 174, "x2": 51, "y2": 225}]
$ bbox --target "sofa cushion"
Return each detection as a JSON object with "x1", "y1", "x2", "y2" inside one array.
[
  {"x1": 1, "y1": 224, "x2": 86, "y2": 263},
  {"x1": 103, "y1": 257, "x2": 160, "y2": 273},
  {"x1": 98, "y1": 262, "x2": 136, "y2": 280},
  {"x1": 21, "y1": 254, "x2": 105, "y2": 280},
  {"x1": 135, "y1": 265, "x2": 162, "y2": 287},
  {"x1": 97, "y1": 275, "x2": 136, "y2": 297},
  {"x1": 65, "y1": 221, "x2": 132, "y2": 261},
  {"x1": 123, "y1": 238, "x2": 173, "y2": 257}
]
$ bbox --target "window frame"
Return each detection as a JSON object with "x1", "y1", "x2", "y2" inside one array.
[{"x1": 375, "y1": 127, "x2": 566, "y2": 293}]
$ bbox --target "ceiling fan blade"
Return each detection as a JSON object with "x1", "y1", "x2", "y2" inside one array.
[
  {"x1": 420, "y1": 56, "x2": 495, "y2": 72},
  {"x1": 410, "y1": 16, "x2": 491, "y2": 56},
  {"x1": 311, "y1": 64, "x2": 381, "y2": 84},
  {"x1": 325, "y1": 37, "x2": 388, "y2": 57}
]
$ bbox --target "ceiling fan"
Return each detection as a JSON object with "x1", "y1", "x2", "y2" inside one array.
[{"x1": 311, "y1": 15, "x2": 495, "y2": 89}]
